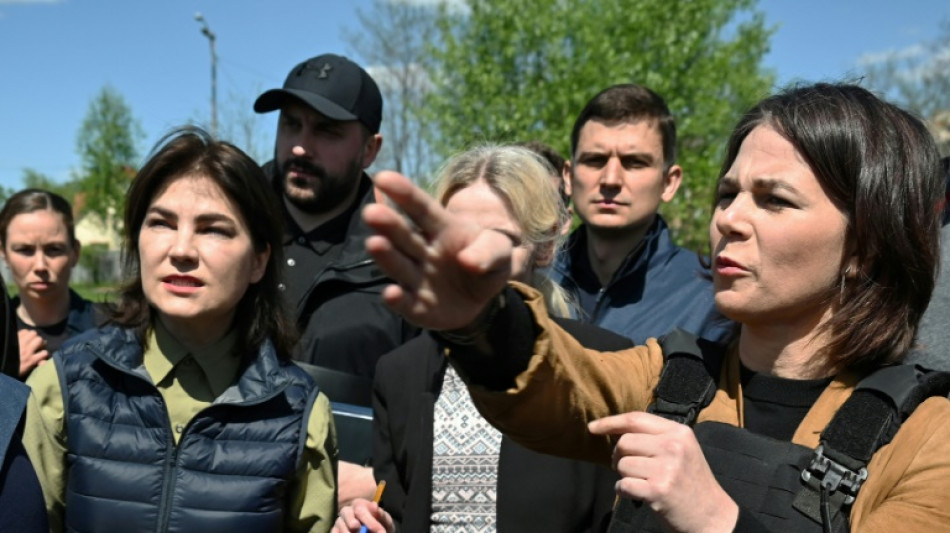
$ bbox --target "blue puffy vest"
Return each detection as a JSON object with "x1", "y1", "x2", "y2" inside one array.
[{"x1": 54, "y1": 326, "x2": 319, "y2": 532}]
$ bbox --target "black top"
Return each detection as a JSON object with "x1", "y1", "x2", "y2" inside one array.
[
  {"x1": 11, "y1": 289, "x2": 105, "y2": 379},
  {"x1": 277, "y1": 181, "x2": 364, "y2": 304},
  {"x1": 740, "y1": 364, "x2": 832, "y2": 441},
  {"x1": 0, "y1": 275, "x2": 17, "y2": 379}
]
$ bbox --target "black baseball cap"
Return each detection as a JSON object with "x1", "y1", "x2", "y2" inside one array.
[{"x1": 254, "y1": 54, "x2": 383, "y2": 134}]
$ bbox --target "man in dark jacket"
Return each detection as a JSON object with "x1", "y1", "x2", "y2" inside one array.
[
  {"x1": 254, "y1": 54, "x2": 418, "y2": 382},
  {"x1": 254, "y1": 53, "x2": 419, "y2": 507},
  {"x1": 553, "y1": 84, "x2": 730, "y2": 343}
]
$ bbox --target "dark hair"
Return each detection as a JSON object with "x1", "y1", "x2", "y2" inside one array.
[
  {"x1": 569, "y1": 84, "x2": 677, "y2": 171},
  {"x1": 717, "y1": 83, "x2": 943, "y2": 373},
  {"x1": 112, "y1": 127, "x2": 297, "y2": 359},
  {"x1": 941, "y1": 156, "x2": 950, "y2": 226},
  {"x1": 516, "y1": 140, "x2": 569, "y2": 205},
  {"x1": 0, "y1": 189, "x2": 77, "y2": 248}
]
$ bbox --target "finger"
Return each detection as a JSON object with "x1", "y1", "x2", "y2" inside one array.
[
  {"x1": 457, "y1": 228, "x2": 515, "y2": 278},
  {"x1": 589, "y1": 411, "x2": 678, "y2": 436},
  {"x1": 372, "y1": 171, "x2": 449, "y2": 239},
  {"x1": 365, "y1": 235, "x2": 424, "y2": 293},
  {"x1": 610, "y1": 432, "x2": 657, "y2": 470},
  {"x1": 24, "y1": 334, "x2": 46, "y2": 351},
  {"x1": 615, "y1": 476, "x2": 658, "y2": 505},
  {"x1": 363, "y1": 203, "x2": 430, "y2": 262},
  {"x1": 615, "y1": 453, "x2": 657, "y2": 481},
  {"x1": 336, "y1": 506, "x2": 360, "y2": 531},
  {"x1": 353, "y1": 502, "x2": 386, "y2": 533}
]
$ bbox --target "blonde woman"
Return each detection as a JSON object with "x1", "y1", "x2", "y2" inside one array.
[{"x1": 336, "y1": 145, "x2": 630, "y2": 533}]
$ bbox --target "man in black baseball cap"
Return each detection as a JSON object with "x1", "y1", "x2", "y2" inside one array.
[
  {"x1": 255, "y1": 54, "x2": 417, "y2": 506},
  {"x1": 254, "y1": 53, "x2": 416, "y2": 397}
]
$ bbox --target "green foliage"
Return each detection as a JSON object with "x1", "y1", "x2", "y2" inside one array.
[
  {"x1": 77, "y1": 242, "x2": 110, "y2": 285},
  {"x1": 0, "y1": 185, "x2": 13, "y2": 206},
  {"x1": 20, "y1": 168, "x2": 83, "y2": 201},
  {"x1": 424, "y1": 0, "x2": 775, "y2": 250},
  {"x1": 75, "y1": 85, "x2": 144, "y2": 234}
]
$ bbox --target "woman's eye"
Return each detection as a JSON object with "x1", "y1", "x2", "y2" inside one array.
[
  {"x1": 766, "y1": 195, "x2": 793, "y2": 208},
  {"x1": 201, "y1": 226, "x2": 233, "y2": 237},
  {"x1": 715, "y1": 191, "x2": 736, "y2": 204},
  {"x1": 145, "y1": 218, "x2": 170, "y2": 228}
]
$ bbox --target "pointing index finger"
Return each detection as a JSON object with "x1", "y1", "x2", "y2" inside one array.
[
  {"x1": 588, "y1": 411, "x2": 679, "y2": 436},
  {"x1": 372, "y1": 171, "x2": 448, "y2": 240}
]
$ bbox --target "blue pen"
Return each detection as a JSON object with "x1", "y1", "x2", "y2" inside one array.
[{"x1": 358, "y1": 480, "x2": 386, "y2": 533}]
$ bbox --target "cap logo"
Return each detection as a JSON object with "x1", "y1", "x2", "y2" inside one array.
[{"x1": 318, "y1": 62, "x2": 332, "y2": 79}]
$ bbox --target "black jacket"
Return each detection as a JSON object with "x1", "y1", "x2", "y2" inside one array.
[
  {"x1": 0, "y1": 272, "x2": 17, "y2": 378},
  {"x1": 266, "y1": 162, "x2": 419, "y2": 381},
  {"x1": 373, "y1": 319, "x2": 633, "y2": 533}
]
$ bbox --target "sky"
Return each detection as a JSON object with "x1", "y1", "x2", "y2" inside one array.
[{"x1": 0, "y1": 0, "x2": 948, "y2": 191}]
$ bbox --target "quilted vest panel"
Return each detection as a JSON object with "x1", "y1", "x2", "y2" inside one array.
[{"x1": 56, "y1": 327, "x2": 316, "y2": 533}]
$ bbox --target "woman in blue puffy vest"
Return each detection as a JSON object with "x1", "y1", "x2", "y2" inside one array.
[{"x1": 23, "y1": 127, "x2": 338, "y2": 532}]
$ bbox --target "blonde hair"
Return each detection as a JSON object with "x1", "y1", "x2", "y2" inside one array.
[{"x1": 434, "y1": 144, "x2": 575, "y2": 317}]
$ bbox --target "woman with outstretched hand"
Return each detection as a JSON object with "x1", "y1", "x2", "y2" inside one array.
[{"x1": 362, "y1": 84, "x2": 950, "y2": 532}]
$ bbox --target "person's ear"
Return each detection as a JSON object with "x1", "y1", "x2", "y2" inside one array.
[
  {"x1": 250, "y1": 244, "x2": 270, "y2": 284},
  {"x1": 562, "y1": 160, "x2": 573, "y2": 197},
  {"x1": 844, "y1": 255, "x2": 860, "y2": 280},
  {"x1": 69, "y1": 240, "x2": 82, "y2": 268},
  {"x1": 660, "y1": 164, "x2": 683, "y2": 203},
  {"x1": 361, "y1": 134, "x2": 383, "y2": 169}
]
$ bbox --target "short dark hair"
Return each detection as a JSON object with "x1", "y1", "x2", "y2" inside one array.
[
  {"x1": 112, "y1": 127, "x2": 297, "y2": 359},
  {"x1": 0, "y1": 189, "x2": 77, "y2": 248},
  {"x1": 569, "y1": 84, "x2": 677, "y2": 170},
  {"x1": 718, "y1": 83, "x2": 943, "y2": 373}
]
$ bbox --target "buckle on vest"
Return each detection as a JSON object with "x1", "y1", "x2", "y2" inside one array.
[{"x1": 800, "y1": 445, "x2": 868, "y2": 505}]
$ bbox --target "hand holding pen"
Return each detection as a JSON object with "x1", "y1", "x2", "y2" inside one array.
[{"x1": 333, "y1": 481, "x2": 393, "y2": 533}]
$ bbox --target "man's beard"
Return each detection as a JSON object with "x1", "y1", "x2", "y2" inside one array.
[{"x1": 280, "y1": 155, "x2": 364, "y2": 214}]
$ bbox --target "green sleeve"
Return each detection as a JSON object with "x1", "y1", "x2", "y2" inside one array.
[
  {"x1": 22, "y1": 361, "x2": 67, "y2": 533},
  {"x1": 287, "y1": 391, "x2": 339, "y2": 533}
]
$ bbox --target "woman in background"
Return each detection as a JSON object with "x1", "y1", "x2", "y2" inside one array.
[
  {"x1": 0, "y1": 189, "x2": 105, "y2": 378},
  {"x1": 336, "y1": 145, "x2": 628, "y2": 533}
]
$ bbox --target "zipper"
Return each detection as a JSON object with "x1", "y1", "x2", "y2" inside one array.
[
  {"x1": 89, "y1": 338, "x2": 295, "y2": 531},
  {"x1": 155, "y1": 394, "x2": 178, "y2": 533},
  {"x1": 153, "y1": 382, "x2": 293, "y2": 531}
]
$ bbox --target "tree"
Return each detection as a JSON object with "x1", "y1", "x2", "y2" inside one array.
[
  {"x1": 343, "y1": 0, "x2": 441, "y2": 184},
  {"x1": 860, "y1": 19, "x2": 950, "y2": 155},
  {"x1": 75, "y1": 85, "x2": 144, "y2": 234},
  {"x1": 424, "y1": 0, "x2": 775, "y2": 249},
  {"x1": 20, "y1": 168, "x2": 83, "y2": 202}
]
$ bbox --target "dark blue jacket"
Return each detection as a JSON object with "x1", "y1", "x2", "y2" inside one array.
[
  {"x1": 55, "y1": 326, "x2": 319, "y2": 532},
  {"x1": 0, "y1": 374, "x2": 47, "y2": 532},
  {"x1": 551, "y1": 216, "x2": 731, "y2": 344}
]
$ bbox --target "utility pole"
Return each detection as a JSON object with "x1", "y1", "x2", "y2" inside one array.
[{"x1": 194, "y1": 13, "x2": 218, "y2": 137}]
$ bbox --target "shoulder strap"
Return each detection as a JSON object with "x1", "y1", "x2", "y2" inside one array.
[
  {"x1": 795, "y1": 365, "x2": 950, "y2": 531},
  {"x1": 648, "y1": 328, "x2": 726, "y2": 425}
]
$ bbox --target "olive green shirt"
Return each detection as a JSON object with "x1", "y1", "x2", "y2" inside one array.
[{"x1": 23, "y1": 322, "x2": 338, "y2": 533}]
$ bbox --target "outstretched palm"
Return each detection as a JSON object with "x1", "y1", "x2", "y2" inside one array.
[{"x1": 363, "y1": 172, "x2": 513, "y2": 331}]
